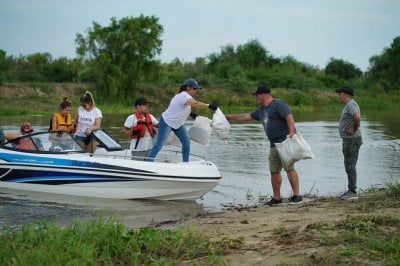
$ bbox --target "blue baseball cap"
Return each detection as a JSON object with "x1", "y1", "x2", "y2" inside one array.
[{"x1": 183, "y1": 78, "x2": 202, "y2": 90}]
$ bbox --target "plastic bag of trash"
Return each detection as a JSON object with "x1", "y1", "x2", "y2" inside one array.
[
  {"x1": 275, "y1": 133, "x2": 315, "y2": 164},
  {"x1": 188, "y1": 116, "x2": 212, "y2": 145},
  {"x1": 211, "y1": 108, "x2": 231, "y2": 141},
  {"x1": 188, "y1": 127, "x2": 210, "y2": 145}
]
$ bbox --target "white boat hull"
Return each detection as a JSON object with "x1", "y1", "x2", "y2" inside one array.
[
  {"x1": 0, "y1": 131, "x2": 221, "y2": 200},
  {"x1": 0, "y1": 180, "x2": 218, "y2": 200}
]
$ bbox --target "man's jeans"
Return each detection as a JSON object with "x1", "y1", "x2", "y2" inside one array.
[
  {"x1": 148, "y1": 116, "x2": 190, "y2": 162},
  {"x1": 342, "y1": 136, "x2": 363, "y2": 192}
]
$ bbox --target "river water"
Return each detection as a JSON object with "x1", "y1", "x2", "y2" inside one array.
[{"x1": 1, "y1": 111, "x2": 399, "y2": 227}]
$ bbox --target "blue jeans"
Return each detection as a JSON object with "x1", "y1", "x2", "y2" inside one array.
[{"x1": 148, "y1": 116, "x2": 190, "y2": 162}]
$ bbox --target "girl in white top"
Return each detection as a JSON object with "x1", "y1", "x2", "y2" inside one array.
[
  {"x1": 148, "y1": 78, "x2": 217, "y2": 162},
  {"x1": 74, "y1": 91, "x2": 102, "y2": 153}
]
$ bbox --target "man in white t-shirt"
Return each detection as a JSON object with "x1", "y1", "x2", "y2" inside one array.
[{"x1": 123, "y1": 97, "x2": 159, "y2": 160}]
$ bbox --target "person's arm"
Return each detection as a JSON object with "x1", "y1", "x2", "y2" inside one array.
[
  {"x1": 122, "y1": 116, "x2": 134, "y2": 137},
  {"x1": 353, "y1": 112, "x2": 361, "y2": 131},
  {"x1": 346, "y1": 112, "x2": 361, "y2": 135},
  {"x1": 186, "y1": 98, "x2": 218, "y2": 111},
  {"x1": 186, "y1": 98, "x2": 210, "y2": 109},
  {"x1": 86, "y1": 117, "x2": 102, "y2": 135},
  {"x1": 73, "y1": 112, "x2": 79, "y2": 133},
  {"x1": 285, "y1": 114, "x2": 296, "y2": 137},
  {"x1": 5, "y1": 133, "x2": 21, "y2": 140},
  {"x1": 225, "y1": 113, "x2": 253, "y2": 121},
  {"x1": 122, "y1": 126, "x2": 131, "y2": 136},
  {"x1": 92, "y1": 117, "x2": 102, "y2": 131},
  {"x1": 51, "y1": 115, "x2": 58, "y2": 131},
  {"x1": 151, "y1": 114, "x2": 159, "y2": 127}
]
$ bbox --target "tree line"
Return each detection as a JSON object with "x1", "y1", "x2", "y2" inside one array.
[{"x1": 1, "y1": 15, "x2": 399, "y2": 102}]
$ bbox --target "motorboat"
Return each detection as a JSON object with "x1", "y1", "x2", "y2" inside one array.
[{"x1": 0, "y1": 130, "x2": 221, "y2": 200}]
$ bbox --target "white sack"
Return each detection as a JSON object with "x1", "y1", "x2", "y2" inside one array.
[
  {"x1": 192, "y1": 116, "x2": 212, "y2": 135},
  {"x1": 188, "y1": 126, "x2": 210, "y2": 145},
  {"x1": 189, "y1": 116, "x2": 212, "y2": 145},
  {"x1": 211, "y1": 108, "x2": 231, "y2": 141},
  {"x1": 275, "y1": 133, "x2": 315, "y2": 164}
]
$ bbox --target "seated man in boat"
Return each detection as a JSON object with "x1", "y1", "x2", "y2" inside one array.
[{"x1": 15, "y1": 122, "x2": 43, "y2": 151}]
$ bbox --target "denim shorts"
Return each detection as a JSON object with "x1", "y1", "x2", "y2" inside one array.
[
  {"x1": 269, "y1": 146, "x2": 295, "y2": 172},
  {"x1": 74, "y1": 135, "x2": 87, "y2": 143}
]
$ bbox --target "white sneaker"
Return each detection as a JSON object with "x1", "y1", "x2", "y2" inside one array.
[{"x1": 340, "y1": 190, "x2": 358, "y2": 200}]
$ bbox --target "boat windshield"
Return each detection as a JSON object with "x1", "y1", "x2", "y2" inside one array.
[
  {"x1": 2, "y1": 131, "x2": 84, "y2": 153},
  {"x1": 92, "y1": 129, "x2": 123, "y2": 151}
]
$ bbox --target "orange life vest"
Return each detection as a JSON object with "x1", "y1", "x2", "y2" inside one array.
[
  {"x1": 49, "y1": 112, "x2": 73, "y2": 132},
  {"x1": 130, "y1": 112, "x2": 156, "y2": 139}
]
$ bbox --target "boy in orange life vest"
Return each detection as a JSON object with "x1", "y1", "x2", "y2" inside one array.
[{"x1": 123, "y1": 97, "x2": 159, "y2": 160}]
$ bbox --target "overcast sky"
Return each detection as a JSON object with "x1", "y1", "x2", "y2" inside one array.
[{"x1": 1, "y1": 0, "x2": 399, "y2": 71}]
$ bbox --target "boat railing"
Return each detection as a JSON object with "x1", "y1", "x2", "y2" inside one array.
[{"x1": 91, "y1": 149, "x2": 207, "y2": 163}]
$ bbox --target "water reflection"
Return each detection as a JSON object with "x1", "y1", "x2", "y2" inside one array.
[{"x1": 0, "y1": 187, "x2": 203, "y2": 228}]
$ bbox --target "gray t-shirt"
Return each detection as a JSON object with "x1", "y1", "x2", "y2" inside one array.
[
  {"x1": 250, "y1": 99, "x2": 292, "y2": 147},
  {"x1": 339, "y1": 99, "x2": 361, "y2": 139}
]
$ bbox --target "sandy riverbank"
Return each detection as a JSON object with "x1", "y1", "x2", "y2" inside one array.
[
  {"x1": 183, "y1": 195, "x2": 400, "y2": 265},
  {"x1": 1, "y1": 186, "x2": 399, "y2": 265}
]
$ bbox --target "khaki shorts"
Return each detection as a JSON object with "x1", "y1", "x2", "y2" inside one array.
[{"x1": 269, "y1": 147, "x2": 295, "y2": 172}]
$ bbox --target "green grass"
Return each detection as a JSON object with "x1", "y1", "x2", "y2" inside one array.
[
  {"x1": 355, "y1": 182, "x2": 400, "y2": 212},
  {"x1": 309, "y1": 214, "x2": 400, "y2": 265},
  {"x1": 305, "y1": 182, "x2": 400, "y2": 265},
  {"x1": 0, "y1": 217, "x2": 242, "y2": 265}
]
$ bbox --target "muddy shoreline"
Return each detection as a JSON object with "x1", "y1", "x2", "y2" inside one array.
[{"x1": 0, "y1": 188, "x2": 207, "y2": 229}]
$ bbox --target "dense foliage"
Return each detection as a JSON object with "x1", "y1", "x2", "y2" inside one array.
[
  {"x1": 0, "y1": 52, "x2": 77, "y2": 83},
  {"x1": 368, "y1": 36, "x2": 400, "y2": 91},
  {"x1": 75, "y1": 15, "x2": 163, "y2": 101},
  {"x1": 325, "y1": 57, "x2": 362, "y2": 81},
  {"x1": 0, "y1": 14, "x2": 399, "y2": 99}
]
